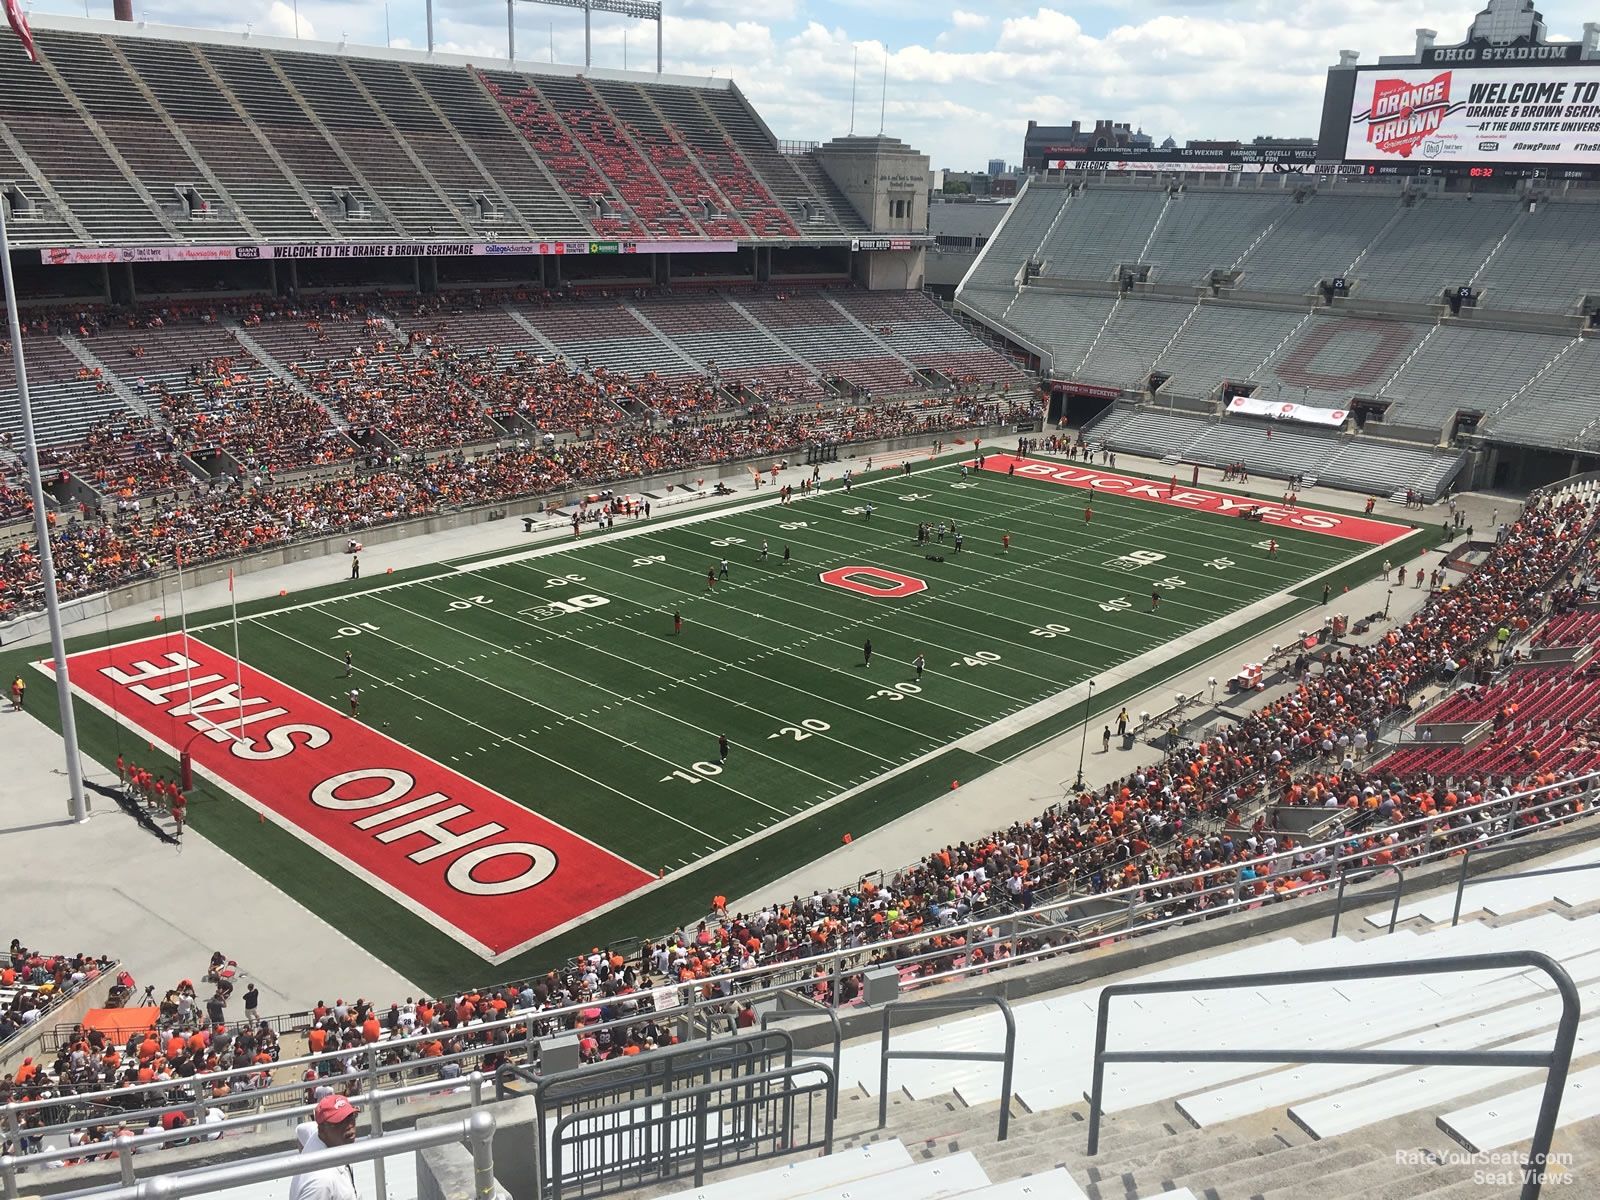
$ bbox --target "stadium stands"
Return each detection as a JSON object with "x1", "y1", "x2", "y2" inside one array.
[
  {"x1": 1351, "y1": 196, "x2": 1520, "y2": 304},
  {"x1": 0, "y1": 946, "x2": 116, "y2": 1049},
  {"x1": 962, "y1": 182, "x2": 1066, "y2": 294},
  {"x1": 977, "y1": 291, "x2": 1114, "y2": 372},
  {"x1": 1082, "y1": 405, "x2": 1468, "y2": 498},
  {"x1": 1076, "y1": 297, "x2": 1196, "y2": 388},
  {"x1": 1256, "y1": 313, "x2": 1424, "y2": 407},
  {"x1": 1037, "y1": 186, "x2": 1169, "y2": 281},
  {"x1": 0, "y1": 25, "x2": 877, "y2": 249},
  {"x1": 1233, "y1": 192, "x2": 1400, "y2": 294},
  {"x1": 1153, "y1": 304, "x2": 1308, "y2": 399},
  {"x1": 1141, "y1": 191, "x2": 1297, "y2": 286},
  {"x1": 0, "y1": 332, "x2": 135, "y2": 447},
  {"x1": 1375, "y1": 325, "x2": 1573, "y2": 431},
  {"x1": 1474, "y1": 198, "x2": 1600, "y2": 314},
  {"x1": 844, "y1": 292, "x2": 1027, "y2": 388},
  {"x1": 1480, "y1": 338, "x2": 1600, "y2": 452}
]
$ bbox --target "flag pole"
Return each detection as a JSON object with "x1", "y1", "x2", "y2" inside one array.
[
  {"x1": 0, "y1": 198, "x2": 88, "y2": 822},
  {"x1": 230, "y1": 568, "x2": 244, "y2": 732}
]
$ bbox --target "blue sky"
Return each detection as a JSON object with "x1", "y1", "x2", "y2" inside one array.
[{"x1": 21, "y1": 1, "x2": 1600, "y2": 169}]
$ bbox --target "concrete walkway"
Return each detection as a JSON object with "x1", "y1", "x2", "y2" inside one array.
[{"x1": 1, "y1": 432, "x2": 1508, "y2": 1010}]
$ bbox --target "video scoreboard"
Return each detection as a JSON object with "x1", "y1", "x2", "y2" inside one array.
[{"x1": 1317, "y1": 32, "x2": 1600, "y2": 180}]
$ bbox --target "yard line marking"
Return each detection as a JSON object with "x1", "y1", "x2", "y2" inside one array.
[
  {"x1": 578, "y1": 536, "x2": 1053, "y2": 703},
  {"x1": 417, "y1": 574, "x2": 908, "y2": 770},
  {"x1": 508, "y1": 553, "x2": 1010, "y2": 735},
  {"x1": 377, "y1": 587, "x2": 828, "y2": 808},
  {"x1": 252, "y1": 616, "x2": 732, "y2": 847}
]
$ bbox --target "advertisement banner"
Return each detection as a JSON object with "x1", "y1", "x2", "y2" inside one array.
[
  {"x1": 1227, "y1": 396, "x2": 1348, "y2": 427},
  {"x1": 1344, "y1": 64, "x2": 1600, "y2": 165},
  {"x1": 41, "y1": 240, "x2": 740, "y2": 266}
]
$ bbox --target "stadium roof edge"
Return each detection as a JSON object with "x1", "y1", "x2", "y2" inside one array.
[{"x1": 26, "y1": 11, "x2": 734, "y2": 92}]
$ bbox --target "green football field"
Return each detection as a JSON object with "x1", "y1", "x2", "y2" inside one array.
[
  {"x1": 16, "y1": 455, "x2": 1423, "y2": 987},
  {"x1": 199, "y1": 464, "x2": 1357, "y2": 868}
]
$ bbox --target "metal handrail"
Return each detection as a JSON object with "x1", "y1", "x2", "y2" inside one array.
[
  {"x1": 547, "y1": 1062, "x2": 835, "y2": 1199},
  {"x1": 41, "y1": 1110, "x2": 496, "y2": 1200},
  {"x1": 1086, "y1": 952, "x2": 1580, "y2": 1200},
  {"x1": 761, "y1": 1007, "x2": 842, "y2": 1120},
  {"x1": 878, "y1": 996, "x2": 1015, "y2": 1142},
  {"x1": 1329, "y1": 862, "x2": 1407, "y2": 939},
  {"x1": 6, "y1": 771, "x2": 1594, "y2": 1149},
  {"x1": 1450, "y1": 837, "x2": 1600, "y2": 927}
]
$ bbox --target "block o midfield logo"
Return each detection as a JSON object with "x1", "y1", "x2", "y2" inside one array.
[{"x1": 819, "y1": 565, "x2": 927, "y2": 598}]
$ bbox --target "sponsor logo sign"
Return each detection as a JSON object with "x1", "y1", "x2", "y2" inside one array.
[{"x1": 46, "y1": 634, "x2": 652, "y2": 959}]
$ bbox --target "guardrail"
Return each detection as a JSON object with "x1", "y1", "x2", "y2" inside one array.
[
  {"x1": 1085, "y1": 952, "x2": 1580, "y2": 1200},
  {"x1": 547, "y1": 1063, "x2": 835, "y2": 1200},
  {"x1": 1447, "y1": 839, "x2": 1600, "y2": 928},
  {"x1": 42, "y1": 1110, "x2": 497, "y2": 1200},
  {"x1": 4, "y1": 770, "x2": 1594, "y2": 1180},
  {"x1": 879, "y1": 996, "x2": 1014, "y2": 1142}
]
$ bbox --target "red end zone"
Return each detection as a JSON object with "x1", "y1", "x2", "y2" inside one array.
[
  {"x1": 980, "y1": 455, "x2": 1411, "y2": 545},
  {"x1": 47, "y1": 633, "x2": 652, "y2": 960}
]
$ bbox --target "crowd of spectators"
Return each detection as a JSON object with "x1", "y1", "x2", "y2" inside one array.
[
  {"x1": 37, "y1": 417, "x2": 190, "y2": 500},
  {"x1": 0, "y1": 474, "x2": 30, "y2": 520},
  {"x1": 0, "y1": 956, "x2": 282, "y2": 1162},
  {"x1": 0, "y1": 390, "x2": 1035, "y2": 619},
  {"x1": 154, "y1": 372, "x2": 358, "y2": 476},
  {"x1": 1, "y1": 944, "x2": 114, "y2": 1048}
]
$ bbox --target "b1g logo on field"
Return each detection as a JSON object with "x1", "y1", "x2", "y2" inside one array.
[{"x1": 819, "y1": 565, "x2": 927, "y2": 599}]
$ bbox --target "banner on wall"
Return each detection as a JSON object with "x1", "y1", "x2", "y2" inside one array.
[
  {"x1": 40, "y1": 240, "x2": 740, "y2": 266},
  {"x1": 1227, "y1": 396, "x2": 1348, "y2": 428}
]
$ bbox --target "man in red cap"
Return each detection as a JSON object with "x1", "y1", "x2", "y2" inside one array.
[{"x1": 288, "y1": 1093, "x2": 360, "y2": 1200}]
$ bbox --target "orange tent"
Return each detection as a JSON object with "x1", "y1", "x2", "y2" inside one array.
[{"x1": 80, "y1": 1007, "x2": 160, "y2": 1042}]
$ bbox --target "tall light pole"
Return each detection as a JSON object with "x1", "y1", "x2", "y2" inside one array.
[
  {"x1": 495, "y1": 1, "x2": 665, "y2": 72},
  {"x1": 1074, "y1": 679, "x2": 1096, "y2": 791}
]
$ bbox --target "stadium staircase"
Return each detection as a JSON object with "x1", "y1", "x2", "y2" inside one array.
[{"x1": 622, "y1": 878, "x2": 1600, "y2": 1200}]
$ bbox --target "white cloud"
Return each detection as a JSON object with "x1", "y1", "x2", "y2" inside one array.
[
  {"x1": 950, "y1": 10, "x2": 989, "y2": 30},
  {"x1": 259, "y1": 0, "x2": 314, "y2": 40}
]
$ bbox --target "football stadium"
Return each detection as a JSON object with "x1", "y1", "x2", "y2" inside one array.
[{"x1": 2, "y1": 0, "x2": 1599, "y2": 1197}]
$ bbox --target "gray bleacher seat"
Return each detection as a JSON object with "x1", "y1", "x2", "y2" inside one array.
[
  {"x1": 1479, "y1": 337, "x2": 1600, "y2": 451},
  {"x1": 1235, "y1": 193, "x2": 1399, "y2": 294},
  {"x1": 1037, "y1": 187, "x2": 1168, "y2": 281},
  {"x1": 1473, "y1": 199, "x2": 1600, "y2": 314},
  {"x1": 1142, "y1": 192, "x2": 1295, "y2": 286},
  {"x1": 1183, "y1": 419, "x2": 1342, "y2": 480},
  {"x1": 1076, "y1": 298, "x2": 1197, "y2": 387},
  {"x1": 1092, "y1": 408, "x2": 1211, "y2": 459},
  {"x1": 963, "y1": 184, "x2": 1068, "y2": 293},
  {"x1": 1154, "y1": 305, "x2": 1308, "y2": 399},
  {"x1": 1353, "y1": 197, "x2": 1520, "y2": 304},
  {"x1": 1376, "y1": 325, "x2": 1569, "y2": 429},
  {"x1": 987, "y1": 292, "x2": 1115, "y2": 372},
  {"x1": 0, "y1": 336, "x2": 137, "y2": 446},
  {"x1": 1257, "y1": 314, "x2": 1425, "y2": 407},
  {"x1": 115, "y1": 37, "x2": 336, "y2": 242},
  {"x1": 1318, "y1": 439, "x2": 1466, "y2": 500}
]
